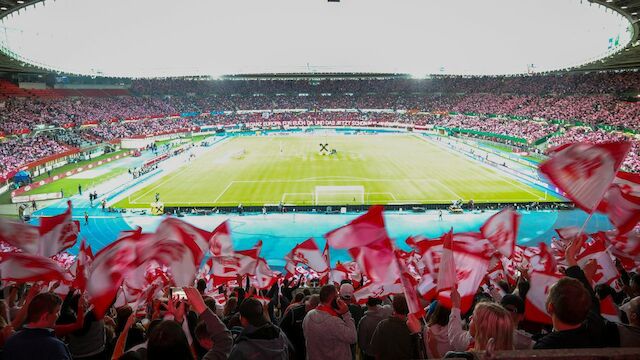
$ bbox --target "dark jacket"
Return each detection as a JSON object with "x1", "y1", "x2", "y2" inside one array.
[
  {"x1": 279, "y1": 303, "x2": 308, "y2": 360},
  {"x1": 229, "y1": 322, "x2": 293, "y2": 360},
  {"x1": 533, "y1": 266, "x2": 620, "y2": 349},
  {"x1": 3, "y1": 327, "x2": 72, "y2": 360}
]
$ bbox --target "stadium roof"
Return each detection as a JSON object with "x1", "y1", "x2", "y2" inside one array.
[{"x1": 0, "y1": 0, "x2": 638, "y2": 77}]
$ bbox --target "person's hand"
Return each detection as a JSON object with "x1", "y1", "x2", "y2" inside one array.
[
  {"x1": 184, "y1": 287, "x2": 207, "y2": 314},
  {"x1": 450, "y1": 286, "x2": 461, "y2": 309},
  {"x1": 406, "y1": 313, "x2": 422, "y2": 334},
  {"x1": 335, "y1": 298, "x2": 349, "y2": 316},
  {"x1": 174, "y1": 298, "x2": 185, "y2": 323},
  {"x1": 564, "y1": 236, "x2": 584, "y2": 267}
]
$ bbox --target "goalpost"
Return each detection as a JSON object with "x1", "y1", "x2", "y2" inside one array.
[{"x1": 314, "y1": 185, "x2": 365, "y2": 205}]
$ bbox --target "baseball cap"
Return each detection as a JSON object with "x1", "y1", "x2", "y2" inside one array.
[{"x1": 339, "y1": 283, "x2": 355, "y2": 300}]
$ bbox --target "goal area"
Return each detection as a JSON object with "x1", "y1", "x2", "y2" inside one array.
[{"x1": 314, "y1": 185, "x2": 365, "y2": 205}]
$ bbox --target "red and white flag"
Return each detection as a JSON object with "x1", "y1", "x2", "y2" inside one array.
[
  {"x1": 153, "y1": 217, "x2": 211, "y2": 286},
  {"x1": 394, "y1": 250, "x2": 425, "y2": 317},
  {"x1": 0, "y1": 218, "x2": 40, "y2": 254},
  {"x1": 436, "y1": 229, "x2": 456, "y2": 292},
  {"x1": 539, "y1": 142, "x2": 631, "y2": 212},
  {"x1": 70, "y1": 239, "x2": 92, "y2": 292},
  {"x1": 210, "y1": 220, "x2": 234, "y2": 257},
  {"x1": 348, "y1": 236, "x2": 398, "y2": 284},
  {"x1": 595, "y1": 231, "x2": 640, "y2": 269},
  {"x1": 437, "y1": 234, "x2": 491, "y2": 313},
  {"x1": 524, "y1": 271, "x2": 563, "y2": 324},
  {"x1": 0, "y1": 252, "x2": 71, "y2": 283},
  {"x1": 325, "y1": 205, "x2": 388, "y2": 249},
  {"x1": 211, "y1": 242, "x2": 261, "y2": 285},
  {"x1": 353, "y1": 280, "x2": 403, "y2": 304},
  {"x1": 253, "y1": 258, "x2": 278, "y2": 290},
  {"x1": 285, "y1": 238, "x2": 329, "y2": 273},
  {"x1": 481, "y1": 207, "x2": 519, "y2": 258},
  {"x1": 38, "y1": 201, "x2": 80, "y2": 257},
  {"x1": 576, "y1": 237, "x2": 619, "y2": 285},
  {"x1": 597, "y1": 171, "x2": 640, "y2": 235}
]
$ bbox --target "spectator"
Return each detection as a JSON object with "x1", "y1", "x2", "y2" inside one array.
[
  {"x1": 500, "y1": 294, "x2": 534, "y2": 349},
  {"x1": 229, "y1": 297, "x2": 292, "y2": 360},
  {"x1": 370, "y1": 294, "x2": 421, "y2": 360},
  {"x1": 357, "y1": 297, "x2": 392, "y2": 360},
  {"x1": 279, "y1": 294, "x2": 320, "y2": 360},
  {"x1": 303, "y1": 284, "x2": 356, "y2": 360},
  {"x1": 3, "y1": 292, "x2": 72, "y2": 360},
  {"x1": 423, "y1": 302, "x2": 453, "y2": 358}
]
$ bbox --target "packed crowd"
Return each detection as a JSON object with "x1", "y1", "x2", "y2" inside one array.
[
  {"x1": 433, "y1": 116, "x2": 558, "y2": 143},
  {"x1": 0, "y1": 135, "x2": 70, "y2": 179},
  {"x1": 547, "y1": 127, "x2": 640, "y2": 173}
]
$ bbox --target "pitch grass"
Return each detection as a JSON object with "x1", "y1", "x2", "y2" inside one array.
[{"x1": 117, "y1": 134, "x2": 561, "y2": 208}]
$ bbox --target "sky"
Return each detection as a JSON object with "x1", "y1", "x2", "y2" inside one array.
[{"x1": 0, "y1": 0, "x2": 632, "y2": 77}]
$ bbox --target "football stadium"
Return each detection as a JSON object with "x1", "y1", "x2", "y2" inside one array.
[{"x1": 0, "y1": 0, "x2": 639, "y2": 358}]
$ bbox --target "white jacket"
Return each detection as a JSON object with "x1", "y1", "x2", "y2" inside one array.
[{"x1": 302, "y1": 309, "x2": 356, "y2": 360}]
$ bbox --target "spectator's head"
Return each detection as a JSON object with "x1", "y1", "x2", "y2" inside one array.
[
  {"x1": 427, "y1": 303, "x2": 451, "y2": 327},
  {"x1": 366, "y1": 297, "x2": 382, "y2": 308},
  {"x1": 26, "y1": 292, "x2": 62, "y2": 328},
  {"x1": 469, "y1": 302, "x2": 514, "y2": 351},
  {"x1": 223, "y1": 297, "x2": 238, "y2": 317},
  {"x1": 305, "y1": 294, "x2": 321, "y2": 313},
  {"x1": 500, "y1": 294, "x2": 525, "y2": 325},
  {"x1": 238, "y1": 297, "x2": 267, "y2": 328},
  {"x1": 147, "y1": 320, "x2": 194, "y2": 360},
  {"x1": 339, "y1": 283, "x2": 355, "y2": 303},
  {"x1": 628, "y1": 296, "x2": 640, "y2": 327},
  {"x1": 319, "y1": 284, "x2": 338, "y2": 306},
  {"x1": 546, "y1": 277, "x2": 591, "y2": 327},
  {"x1": 196, "y1": 279, "x2": 207, "y2": 295},
  {"x1": 392, "y1": 295, "x2": 409, "y2": 317},
  {"x1": 195, "y1": 320, "x2": 213, "y2": 350},
  {"x1": 293, "y1": 292, "x2": 305, "y2": 304}
]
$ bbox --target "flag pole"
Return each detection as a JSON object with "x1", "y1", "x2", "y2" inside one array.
[{"x1": 577, "y1": 211, "x2": 594, "y2": 237}]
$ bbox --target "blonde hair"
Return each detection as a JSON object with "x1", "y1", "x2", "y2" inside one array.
[{"x1": 471, "y1": 302, "x2": 514, "y2": 351}]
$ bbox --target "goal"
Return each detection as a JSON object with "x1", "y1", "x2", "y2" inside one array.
[{"x1": 314, "y1": 185, "x2": 365, "y2": 205}]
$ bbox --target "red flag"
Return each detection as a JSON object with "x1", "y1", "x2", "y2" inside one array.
[
  {"x1": 0, "y1": 218, "x2": 40, "y2": 254},
  {"x1": 394, "y1": 250, "x2": 425, "y2": 317},
  {"x1": 595, "y1": 231, "x2": 640, "y2": 269},
  {"x1": 70, "y1": 239, "x2": 91, "y2": 292},
  {"x1": 285, "y1": 238, "x2": 329, "y2": 273},
  {"x1": 325, "y1": 205, "x2": 388, "y2": 249},
  {"x1": 597, "y1": 171, "x2": 640, "y2": 235},
  {"x1": 210, "y1": 220, "x2": 234, "y2": 256},
  {"x1": 353, "y1": 280, "x2": 403, "y2": 304},
  {"x1": 38, "y1": 201, "x2": 80, "y2": 257},
  {"x1": 480, "y1": 207, "x2": 519, "y2": 258},
  {"x1": 524, "y1": 271, "x2": 563, "y2": 324},
  {"x1": 600, "y1": 295, "x2": 620, "y2": 322},
  {"x1": 0, "y1": 252, "x2": 71, "y2": 283},
  {"x1": 540, "y1": 142, "x2": 631, "y2": 212}
]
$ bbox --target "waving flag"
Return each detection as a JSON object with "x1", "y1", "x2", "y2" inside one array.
[
  {"x1": 525, "y1": 271, "x2": 563, "y2": 324},
  {"x1": 210, "y1": 220, "x2": 234, "y2": 256},
  {"x1": 394, "y1": 250, "x2": 425, "y2": 317},
  {"x1": 480, "y1": 207, "x2": 519, "y2": 258},
  {"x1": 38, "y1": 201, "x2": 80, "y2": 257},
  {"x1": 348, "y1": 236, "x2": 398, "y2": 284},
  {"x1": 353, "y1": 280, "x2": 403, "y2": 304},
  {"x1": 436, "y1": 229, "x2": 456, "y2": 292},
  {"x1": 0, "y1": 252, "x2": 71, "y2": 283},
  {"x1": 600, "y1": 295, "x2": 621, "y2": 322},
  {"x1": 285, "y1": 238, "x2": 329, "y2": 273},
  {"x1": 211, "y1": 242, "x2": 261, "y2": 285},
  {"x1": 253, "y1": 258, "x2": 278, "y2": 290},
  {"x1": 540, "y1": 142, "x2": 631, "y2": 212},
  {"x1": 325, "y1": 205, "x2": 388, "y2": 249},
  {"x1": 576, "y1": 236, "x2": 619, "y2": 285},
  {"x1": 70, "y1": 239, "x2": 92, "y2": 292},
  {"x1": 0, "y1": 218, "x2": 40, "y2": 254},
  {"x1": 597, "y1": 171, "x2": 640, "y2": 235}
]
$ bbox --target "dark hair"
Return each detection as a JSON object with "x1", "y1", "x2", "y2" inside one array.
[
  {"x1": 319, "y1": 285, "x2": 337, "y2": 304},
  {"x1": 547, "y1": 277, "x2": 591, "y2": 325},
  {"x1": 239, "y1": 298, "x2": 267, "y2": 327},
  {"x1": 116, "y1": 306, "x2": 133, "y2": 335},
  {"x1": 27, "y1": 293, "x2": 62, "y2": 323},
  {"x1": 196, "y1": 279, "x2": 207, "y2": 293},
  {"x1": 392, "y1": 295, "x2": 409, "y2": 316},
  {"x1": 147, "y1": 320, "x2": 194, "y2": 360},
  {"x1": 428, "y1": 303, "x2": 451, "y2": 327},
  {"x1": 293, "y1": 293, "x2": 305, "y2": 303},
  {"x1": 366, "y1": 297, "x2": 382, "y2": 307},
  {"x1": 203, "y1": 296, "x2": 217, "y2": 313}
]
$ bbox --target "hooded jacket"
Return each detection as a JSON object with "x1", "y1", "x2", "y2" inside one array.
[
  {"x1": 357, "y1": 305, "x2": 391, "y2": 356},
  {"x1": 228, "y1": 322, "x2": 292, "y2": 360},
  {"x1": 303, "y1": 308, "x2": 356, "y2": 360}
]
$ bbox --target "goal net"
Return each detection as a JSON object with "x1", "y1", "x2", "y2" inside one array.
[{"x1": 314, "y1": 185, "x2": 365, "y2": 205}]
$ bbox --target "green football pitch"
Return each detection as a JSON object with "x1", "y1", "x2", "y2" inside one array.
[{"x1": 116, "y1": 134, "x2": 560, "y2": 207}]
